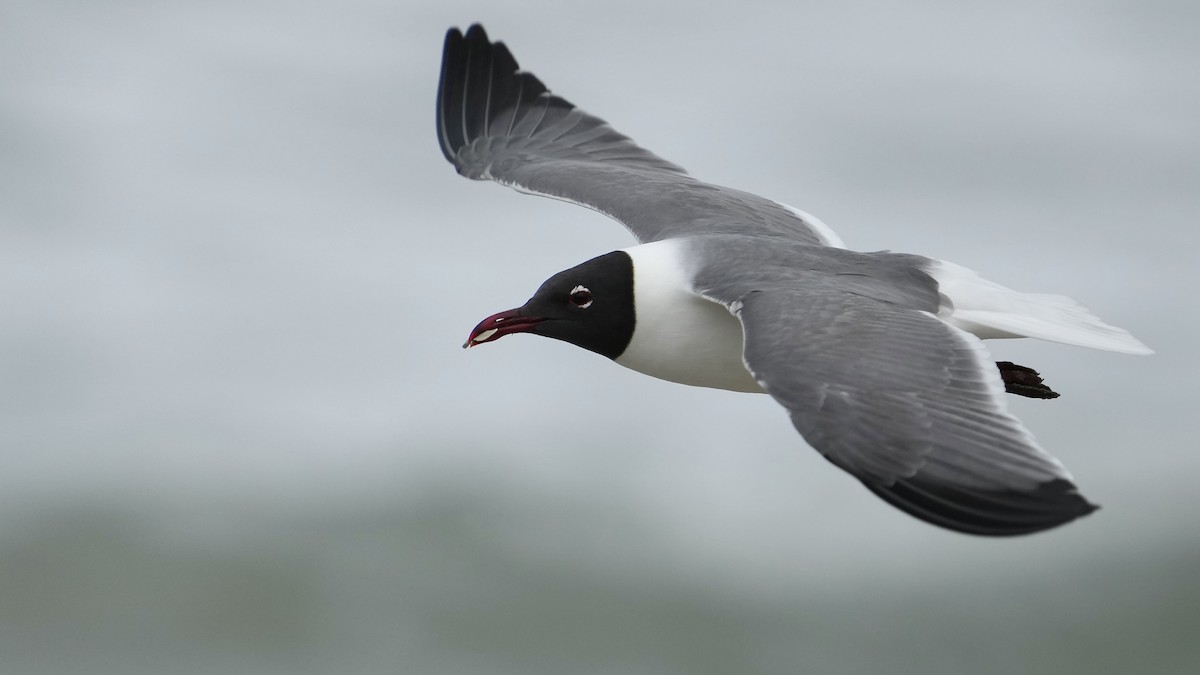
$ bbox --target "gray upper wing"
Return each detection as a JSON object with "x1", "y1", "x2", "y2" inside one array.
[
  {"x1": 437, "y1": 25, "x2": 834, "y2": 245},
  {"x1": 692, "y1": 245, "x2": 1097, "y2": 535}
]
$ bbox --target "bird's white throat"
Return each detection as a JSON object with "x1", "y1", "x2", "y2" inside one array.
[{"x1": 616, "y1": 241, "x2": 763, "y2": 393}]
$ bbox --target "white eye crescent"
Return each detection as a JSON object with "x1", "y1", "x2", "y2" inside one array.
[{"x1": 568, "y1": 285, "x2": 593, "y2": 309}]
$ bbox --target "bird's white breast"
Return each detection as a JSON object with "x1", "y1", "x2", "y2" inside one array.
[{"x1": 616, "y1": 240, "x2": 764, "y2": 393}]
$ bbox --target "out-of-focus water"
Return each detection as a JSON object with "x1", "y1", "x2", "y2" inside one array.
[
  {"x1": 3, "y1": 485, "x2": 1198, "y2": 675},
  {"x1": 2, "y1": 1, "x2": 1198, "y2": 672}
]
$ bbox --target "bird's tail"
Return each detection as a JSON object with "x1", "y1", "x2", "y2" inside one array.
[{"x1": 927, "y1": 260, "x2": 1153, "y2": 355}]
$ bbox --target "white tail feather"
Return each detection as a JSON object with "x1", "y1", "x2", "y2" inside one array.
[{"x1": 927, "y1": 260, "x2": 1153, "y2": 355}]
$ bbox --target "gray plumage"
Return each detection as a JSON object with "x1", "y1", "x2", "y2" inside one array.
[
  {"x1": 684, "y1": 236, "x2": 1078, "y2": 534},
  {"x1": 439, "y1": 24, "x2": 1150, "y2": 535},
  {"x1": 437, "y1": 25, "x2": 832, "y2": 245}
]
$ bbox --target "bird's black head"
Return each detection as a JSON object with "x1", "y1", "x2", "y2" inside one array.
[{"x1": 464, "y1": 250, "x2": 635, "y2": 359}]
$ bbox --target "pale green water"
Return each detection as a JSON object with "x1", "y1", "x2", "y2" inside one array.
[{"x1": 3, "y1": 487, "x2": 1197, "y2": 675}]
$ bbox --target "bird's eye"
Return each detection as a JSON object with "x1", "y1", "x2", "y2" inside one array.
[{"x1": 568, "y1": 285, "x2": 593, "y2": 309}]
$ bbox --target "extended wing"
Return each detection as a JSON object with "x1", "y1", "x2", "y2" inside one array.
[
  {"x1": 437, "y1": 25, "x2": 841, "y2": 245},
  {"x1": 693, "y1": 253, "x2": 1097, "y2": 536}
]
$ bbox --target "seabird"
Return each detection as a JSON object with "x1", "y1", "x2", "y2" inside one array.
[{"x1": 437, "y1": 24, "x2": 1152, "y2": 536}]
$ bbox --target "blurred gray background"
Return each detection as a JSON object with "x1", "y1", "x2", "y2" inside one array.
[{"x1": 2, "y1": 1, "x2": 1198, "y2": 673}]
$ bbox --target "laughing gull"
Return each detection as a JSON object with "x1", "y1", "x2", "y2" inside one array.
[{"x1": 438, "y1": 24, "x2": 1152, "y2": 536}]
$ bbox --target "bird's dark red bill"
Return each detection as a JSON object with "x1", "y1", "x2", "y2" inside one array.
[{"x1": 463, "y1": 308, "x2": 544, "y2": 348}]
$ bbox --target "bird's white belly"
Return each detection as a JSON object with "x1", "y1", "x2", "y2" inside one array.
[{"x1": 615, "y1": 241, "x2": 764, "y2": 393}]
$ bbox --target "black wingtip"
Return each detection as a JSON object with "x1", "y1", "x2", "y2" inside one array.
[
  {"x1": 435, "y1": 24, "x2": 681, "y2": 180},
  {"x1": 437, "y1": 24, "x2": 550, "y2": 169},
  {"x1": 438, "y1": 24, "x2": 499, "y2": 164},
  {"x1": 436, "y1": 27, "x2": 467, "y2": 164},
  {"x1": 863, "y1": 476, "x2": 1099, "y2": 537}
]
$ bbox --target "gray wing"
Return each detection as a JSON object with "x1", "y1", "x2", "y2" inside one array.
[
  {"x1": 698, "y1": 276, "x2": 1097, "y2": 536},
  {"x1": 437, "y1": 25, "x2": 835, "y2": 245}
]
